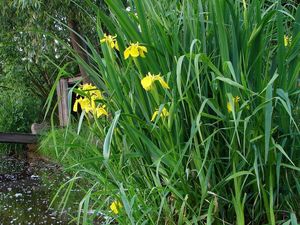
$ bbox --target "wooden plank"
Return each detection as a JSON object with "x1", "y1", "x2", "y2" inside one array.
[
  {"x1": 67, "y1": 76, "x2": 82, "y2": 84},
  {"x1": 0, "y1": 133, "x2": 37, "y2": 144}
]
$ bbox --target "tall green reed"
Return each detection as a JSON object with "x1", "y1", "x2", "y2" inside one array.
[{"x1": 41, "y1": 0, "x2": 300, "y2": 224}]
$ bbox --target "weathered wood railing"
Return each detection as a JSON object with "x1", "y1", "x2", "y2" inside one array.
[{"x1": 0, "y1": 132, "x2": 37, "y2": 144}]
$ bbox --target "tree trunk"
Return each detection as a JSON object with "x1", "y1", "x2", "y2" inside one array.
[{"x1": 68, "y1": 18, "x2": 90, "y2": 83}]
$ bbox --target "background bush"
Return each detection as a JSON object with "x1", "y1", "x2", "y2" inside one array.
[
  {"x1": 0, "y1": 71, "x2": 42, "y2": 133},
  {"x1": 0, "y1": 67, "x2": 43, "y2": 154}
]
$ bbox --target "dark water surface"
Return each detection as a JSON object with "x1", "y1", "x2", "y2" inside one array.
[{"x1": 0, "y1": 156, "x2": 73, "y2": 225}]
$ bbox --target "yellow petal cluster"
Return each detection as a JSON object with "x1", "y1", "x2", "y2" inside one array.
[
  {"x1": 227, "y1": 96, "x2": 240, "y2": 113},
  {"x1": 110, "y1": 201, "x2": 122, "y2": 214},
  {"x1": 151, "y1": 107, "x2": 169, "y2": 121},
  {"x1": 100, "y1": 33, "x2": 119, "y2": 50},
  {"x1": 141, "y1": 73, "x2": 170, "y2": 91},
  {"x1": 73, "y1": 83, "x2": 108, "y2": 118},
  {"x1": 284, "y1": 35, "x2": 292, "y2": 47},
  {"x1": 124, "y1": 42, "x2": 147, "y2": 59}
]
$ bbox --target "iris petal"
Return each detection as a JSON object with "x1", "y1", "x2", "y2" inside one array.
[
  {"x1": 151, "y1": 111, "x2": 158, "y2": 121},
  {"x1": 124, "y1": 48, "x2": 130, "y2": 59},
  {"x1": 157, "y1": 77, "x2": 170, "y2": 89},
  {"x1": 73, "y1": 99, "x2": 79, "y2": 112},
  {"x1": 130, "y1": 46, "x2": 139, "y2": 57},
  {"x1": 141, "y1": 76, "x2": 154, "y2": 91}
]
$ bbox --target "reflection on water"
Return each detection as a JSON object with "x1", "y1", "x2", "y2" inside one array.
[{"x1": 0, "y1": 156, "x2": 72, "y2": 224}]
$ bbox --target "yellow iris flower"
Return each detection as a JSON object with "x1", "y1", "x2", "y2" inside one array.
[
  {"x1": 73, "y1": 97, "x2": 93, "y2": 113},
  {"x1": 227, "y1": 96, "x2": 240, "y2": 113},
  {"x1": 284, "y1": 35, "x2": 292, "y2": 47},
  {"x1": 151, "y1": 107, "x2": 169, "y2": 121},
  {"x1": 110, "y1": 201, "x2": 122, "y2": 214},
  {"x1": 227, "y1": 102, "x2": 233, "y2": 113},
  {"x1": 141, "y1": 73, "x2": 170, "y2": 91},
  {"x1": 234, "y1": 96, "x2": 240, "y2": 103},
  {"x1": 80, "y1": 83, "x2": 104, "y2": 100},
  {"x1": 73, "y1": 84, "x2": 108, "y2": 118},
  {"x1": 124, "y1": 42, "x2": 147, "y2": 59},
  {"x1": 100, "y1": 33, "x2": 119, "y2": 50},
  {"x1": 95, "y1": 106, "x2": 108, "y2": 118}
]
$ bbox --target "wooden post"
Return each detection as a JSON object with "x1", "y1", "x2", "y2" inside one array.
[
  {"x1": 57, "y1": 78, "x2": 69, "y2": 127},
  {"x1": 57, "y1": 76, "x2": 82, "y2": 127}
]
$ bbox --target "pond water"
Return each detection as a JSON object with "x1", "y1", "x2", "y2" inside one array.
[{"x1": 0, "y1": 155, "x2": 74, "y2": 224}]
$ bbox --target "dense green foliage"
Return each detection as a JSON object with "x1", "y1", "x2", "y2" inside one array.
[
  {"x1": 0, "y1": 74, "x2": 42, "y2": 133},
  {"x1": 38, "y1": 0, "x2": 300, "y2": 224},
  {"x1": 0, "y1": 0, "x2": 99, "y2": 136}
]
